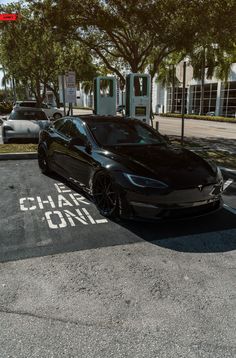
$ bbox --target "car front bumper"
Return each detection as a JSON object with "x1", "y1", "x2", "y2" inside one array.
[
  {"x1": 118, "y1": 181, "x2": 223, "y2": 220},
  {"x1": 3, "y1": 130, "x2": 39, "y2": 143}
]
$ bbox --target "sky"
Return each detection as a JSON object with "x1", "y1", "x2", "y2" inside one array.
[{"x1": 0, "y1": 1, "x2": 17, "y2": 4}]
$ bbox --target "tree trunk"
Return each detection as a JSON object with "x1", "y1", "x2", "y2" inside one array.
[{"x1": 47, "y1": 84, "x2": 60, "y2": 108}]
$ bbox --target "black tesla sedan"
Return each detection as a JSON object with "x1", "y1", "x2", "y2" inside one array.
[{"x1": 38, "y1": 115, "x2": 223, "y2": 220}]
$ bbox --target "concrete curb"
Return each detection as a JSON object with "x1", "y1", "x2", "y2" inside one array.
[{"x1": 0, "y1": 152, "x2": 37, "y2": 160}]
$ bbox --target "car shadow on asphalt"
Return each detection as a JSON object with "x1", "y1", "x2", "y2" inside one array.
[
  {"x1": 1, "y1": 171, "x2": 236, "y2": 263},
  {"x1": 116, "y1": 209, "x2": 236, "y2": 253},
  {"x1": 51, "y1": 173, "x2": 236, "y2": 254}
]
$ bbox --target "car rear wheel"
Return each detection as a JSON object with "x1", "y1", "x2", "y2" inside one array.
[
  {"x1": 38, "y1": 146, "x2": 50, "y2": 174},
  {"x1": 92, "y1": 173, "x2": 119, "y2": 218},
  {"x1": 53, "y1": 113, "x2": 62, "y2": 120}
]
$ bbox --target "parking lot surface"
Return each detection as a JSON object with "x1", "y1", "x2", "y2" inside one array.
[{"x1": 0, "y1": 160, "x2": 236, "y2": 357}]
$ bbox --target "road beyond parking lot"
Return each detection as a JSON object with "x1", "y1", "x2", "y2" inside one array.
[{"x1": 0, "y1": 160, "x2": 236, "y2": 358}]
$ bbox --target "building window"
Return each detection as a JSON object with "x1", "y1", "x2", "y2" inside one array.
[
  {"x1": 189, "y1": 83, "x2": 217, "y2": 115},
  {"x1": 220, "y1": 81, "x2": 236, "y2": 117},
  {"x1": 167, "y1": 87, "x2": 187, "y2": 113}
]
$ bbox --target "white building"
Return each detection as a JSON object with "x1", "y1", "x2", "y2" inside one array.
[{"x1": 153, "y1": 63, "x2": 236, "y2": 117}]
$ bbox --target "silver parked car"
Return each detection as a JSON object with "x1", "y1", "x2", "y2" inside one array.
[
  {"x1": 14, "y1": 101, "x2": 63, "y2": 120},
  {"x1": 2, "y1": 108, "x2": 50, "y2": 143}
]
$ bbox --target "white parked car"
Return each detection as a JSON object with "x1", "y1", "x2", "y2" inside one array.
[
  {"x1": 2, "y1": 108, "x2": 50, "y2": 143},
  {"x1": 14, "y1": 101, "x2": 63, "y2": 120}
]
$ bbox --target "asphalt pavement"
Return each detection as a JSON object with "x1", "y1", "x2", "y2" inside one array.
[
  {"x1": 1, "y1": 110, "x2": 236, "y2": 140},
  {"x1": 156, "y1": 116, "x2": 236, "y2": 140},
  {"x1": 0, "y1": 160, "x2": 236, "y2": 358}
]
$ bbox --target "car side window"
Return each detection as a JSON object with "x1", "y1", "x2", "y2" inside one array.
[
  {"x1": 59, "y1": 119, "x2": 73, "y2": 138},
  {"x1": 54, "y1": 118, "x2": 65, "y2": 131},
  {"x1": 71, "y1": 120, "x2": 88, "y2": 142}
]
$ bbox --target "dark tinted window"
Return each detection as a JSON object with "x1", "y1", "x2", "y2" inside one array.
[
  {"x1": 19, "y1": 102, "x2": 37, "y2": 107},
  {"x1": 70, "y1": 120, "x2": 87, "y2": 142},
  {"x1": 54, "y1": 118, "x2": 65, "y2": 131},
  {"x1": 88, "y1": 121, "x2": 165, "y2": 146},
  {"x1": 9, "y1": 110, "x2": 47, "y2": 120},
  {"x1": 59, "y1": 119, "x2": 72, "y2": 138}
]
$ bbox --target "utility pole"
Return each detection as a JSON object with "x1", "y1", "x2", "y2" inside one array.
[
  {"x1": 199, "y1": 47, "x2": 206, "y2": 115},
  {"x1": 171, "y1": 64, "x2": 175, "y2": 113},
  {"x1": 181, "y1": 61, "x2": 186, "y2": 146}
]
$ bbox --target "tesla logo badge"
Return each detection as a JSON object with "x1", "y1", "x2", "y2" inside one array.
[{"x1": 198, "y1": 185, "x2": 203, "y2": 192}]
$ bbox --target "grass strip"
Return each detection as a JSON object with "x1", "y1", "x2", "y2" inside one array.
[
  {"x1": 0, "y1": 144, "x2": 37, "y2": 153},
  {"x1": 160, "y1": 113, "x2": 236, "y2": 123}
]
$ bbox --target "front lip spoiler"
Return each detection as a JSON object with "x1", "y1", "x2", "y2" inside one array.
[
  {"x1": 124, "y1": 198, "x2": 223, "y2": 222},
  {"x1": 130, "y1": 198, "x2": 220, "y2": 209}
]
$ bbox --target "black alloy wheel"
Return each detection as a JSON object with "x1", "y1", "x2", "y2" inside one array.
[
  {"x1": 38, "y1": 147, "x2": 50, "y2": 174},
  {"x1": 93, "y1": 173, "x2": 119, "y2": 218}
]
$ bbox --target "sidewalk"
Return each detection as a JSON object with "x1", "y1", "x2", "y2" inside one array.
[
  {"x1": 168, "y1": 135, "x2": 236, "y2": 170},
  {"x1": 169, "y1": 135, "x2": 236, "y2": 154}
]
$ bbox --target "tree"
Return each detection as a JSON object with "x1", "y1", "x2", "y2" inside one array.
[
  {"x1": 0, "y1": 2, "x2": 97, "y2": 106},
  {"x1": 29, "y1": 1, "x2": 202, "y2": 82}
]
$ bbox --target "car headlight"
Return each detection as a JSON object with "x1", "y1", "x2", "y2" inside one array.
[{"x1": 124, "y1": 174, "x2": 168, "y2": 188}]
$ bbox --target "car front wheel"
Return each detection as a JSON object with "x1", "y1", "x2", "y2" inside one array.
[
  {"x1": 92, "y1": 172, "x2": 120, "y2": 218},
  {"x1": 38, "y1": 146, "x2": 50, "y2": 174}
]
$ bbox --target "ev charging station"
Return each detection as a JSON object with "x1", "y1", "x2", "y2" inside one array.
[
  {"x1": 93, "y1": 76, "x2": 117, "y2": 116},
  {"x1": 125, "y1": 73, "x2": 151, "y2": 124}
]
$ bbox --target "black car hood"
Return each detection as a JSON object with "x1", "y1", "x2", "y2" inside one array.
[{"x1": 103, "y1": 144, "x2": 218, "y2": 189}]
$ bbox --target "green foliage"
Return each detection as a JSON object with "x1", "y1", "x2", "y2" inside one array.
[
  {"x1": 0, "y1": 2, "x2": 97, "y2": 105},
  {"x1": 0, "y1": 102, "x2": 13, "y2": 114},
  {"x1": 0, "y1": 144, "x2": 37, "y2": 153}
]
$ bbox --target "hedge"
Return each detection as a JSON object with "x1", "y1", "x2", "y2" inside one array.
[
  {"x1": 0, "y1": 102, "x2": 13, "y2": 114},
  {"x1": 159, "y1": 113, "x2": 236, "y2": 123}
]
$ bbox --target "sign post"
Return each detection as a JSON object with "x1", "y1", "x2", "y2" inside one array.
[
  {"x1": 181, "y1": 61, "x2": 186, "y2": 146},
  {"x1": 58, "y1": 75, "x2": 66, "y2": 115},
  {"x1": 176, "y1": 60, "x2": 193, "y2": 145},
  {"x1": 65, "y1": 71, "x2": 76, "y2": 116}
]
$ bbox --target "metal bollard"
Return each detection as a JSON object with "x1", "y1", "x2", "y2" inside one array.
[{"x1": 155, "y1": 121, "x2": 159, "y2": 131}]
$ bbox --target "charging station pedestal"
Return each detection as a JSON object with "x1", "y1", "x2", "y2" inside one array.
[
  {"x1": 93, "y1": 76, "x2": 117, "y2": 116},
  {"x1": 125, "y1": 73, "x2": 151, "y2": 124}
]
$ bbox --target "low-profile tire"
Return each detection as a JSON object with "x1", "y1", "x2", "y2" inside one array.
[
  {"x1": 92, "y1": 172, "x2": 120, "y2": 218},
  {"x1": 38, "y1": 146, "x2": 50, "y2": 174},
  {"x1": 53, "y1": 113, "x2": 62, "y2": 120}
]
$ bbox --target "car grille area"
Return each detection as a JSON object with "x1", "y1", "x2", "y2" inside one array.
[{"x1": 131, "y1": 200, "x2": 222, "y2": 220}]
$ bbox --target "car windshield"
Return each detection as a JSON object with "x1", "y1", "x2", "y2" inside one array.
[
  {"x1": 9, "y1": 110, "x2": 47, "y2": 121},
  {"x1": 88, "y1": 121, "x2": 166, "y2": 146}
]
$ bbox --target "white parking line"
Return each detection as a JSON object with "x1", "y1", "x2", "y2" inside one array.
[
  {"x1": 223, "y1": 204, "x2": 236, "y2": 215},
  {"x1": 223, "y1": 179, "x2": 234, "y2": 191}
]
